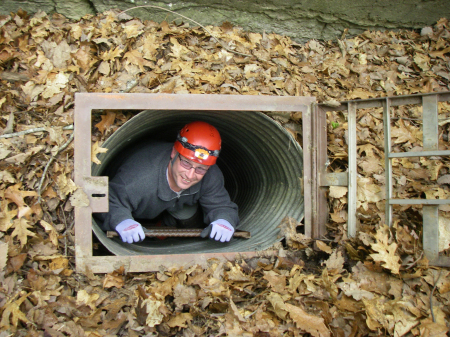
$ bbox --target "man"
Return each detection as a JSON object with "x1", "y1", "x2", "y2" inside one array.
[{"x1": 96, "y1": 121, "x2": 239, "y2": 244}]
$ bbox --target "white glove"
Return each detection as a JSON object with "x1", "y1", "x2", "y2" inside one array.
[
  {"x1": 115, "y1": 219, "x2": 145, "y2": 243},
  {"x1": 201, "y1": 219, "x2": 234, "y2": 242}
]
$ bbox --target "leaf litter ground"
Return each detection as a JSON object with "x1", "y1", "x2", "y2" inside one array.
[{"x1": 0, "y1": 9, "x2": 450, "y2": 337}]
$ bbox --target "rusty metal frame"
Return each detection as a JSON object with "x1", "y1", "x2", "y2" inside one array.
[
  {"x1": 74, "y1": 93, "x2": 315, "y2": 273},
  {"x1": 312, "y1": 91, "x2": 450, "y2": 267}
]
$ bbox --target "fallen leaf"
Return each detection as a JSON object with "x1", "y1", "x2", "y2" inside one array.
[
  {"x1": 285, "y1": 302, "x2": 330, "y2": 337},
  {"x1": 0, "y1": 293, "x2": 30, "y2": 329},
  {"x1": 325, "y1": 250, "x2": 345, "y2": 273},
  {"x1": 369, "y1": 226, "x2": 401, "y2": 274},
  {"x1": 141, "y1": 296, "x2": 164, "y2": 327},
  {"x1": 94, "y1": 111, "x2": 116, "y2": 134},
  {"x1": 39, "y1": 220, "x2": 59, "y2": 247},
  {"x1": 316, "y1": 240, "x2": 333, "y2": 254},
  {"x1": 92, "y1": 141, "x2": 108, "y2": 165},
  {"x1": 103, "y1": 270, "x2": 125, "y2": 289},
  {"x1": 11, "y1": 218, "x2": 36, "y2": 247},
  {"x1": 329, "y1": 186, "x2": 348, "y2": 199}
]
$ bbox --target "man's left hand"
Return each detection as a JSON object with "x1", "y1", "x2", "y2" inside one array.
[{"x1": 201, "y1": 220, "x2": 234, "y2": 242}]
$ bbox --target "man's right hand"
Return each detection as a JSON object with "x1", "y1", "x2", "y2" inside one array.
[{"x1": 115, "y1": 219, "x2": 145, "y2": 243}]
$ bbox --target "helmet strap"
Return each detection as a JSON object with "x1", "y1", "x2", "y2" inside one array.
[{"x1": 171, "y1": 152, "x2": 179, "y2": 167}]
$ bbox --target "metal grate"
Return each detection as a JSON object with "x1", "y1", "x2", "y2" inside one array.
[{"x1": 305, "y1": 91, "x2": 450, "y2": 267}]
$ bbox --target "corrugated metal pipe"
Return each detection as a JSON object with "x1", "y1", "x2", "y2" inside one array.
[{"x1": 92, "y1": 110, "x2": 304, "y2": 256}]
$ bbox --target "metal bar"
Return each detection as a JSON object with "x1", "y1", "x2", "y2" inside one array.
[
  {"x1": 77, "y1": 251, "x2": 274, "y2": 274},
  {"x1": 389, "y1": 150, "x2": 450, "y2": 158},
  {"x1": 422, "y1": 94, "x2": 440, "y2": 263},
  {"x1": 320, "y1": 172, "x2": 348, "y2": 186},
  {"x1": 423, "y1": 95, "x2": 439, "y2": 150},
  {"x1": 74, "y1": 96, "x2": 94, "y2": 262},
  {"x1": 318, "y1": 91, "x2": 450, "y2": 112},
  {"x1": 383, "y1": 98, "x2": 393, "y2": 227},
  {"x1": 75, "y1": 93, "x2": 315, "y2": 112},
  {"x1": 429, "y1": 256, "x2": 450, "y2": 267},
  {"x1": 303, "y1": 103, "x2": 313, "y2": 238},
  {"x1": 423, "y1": 206, "x2": 439, "y2": 260},
  {"x1": 314, "y1": 104, "x2": 329, "y2": 238},
  {"x1": 347, "y1": 102, "x2": 358, "y2": 237},
  {"x1": 389, "y1": 199, "x2": 450, "y2": 205},
  {"x1": 106, "y1": 228, "x2": 251, "y2": 239}
]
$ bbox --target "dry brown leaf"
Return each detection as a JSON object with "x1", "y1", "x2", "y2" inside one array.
[
  {"x1": 103, "y1": 266, "x2": 125, "y2": 289},
  {"x1": 369, "y1": 226, "x2": 401, "y2": 274},
  {"x1": 4, "y1": 183, "x2": 38, "y2": 209},
  {"x1": 141, "y1": 296, "x2": 164, "y2": 328},
  {"x1": 94, "y1": 111, "x2": 116, "y2": 134},
  {"x1": 263, "y1": 270, "x2": 287, "y2": 293},
  {"x1": 39, "y1": 220, "x2": 59, "y2": 247},
  {"x1": 0, "y1": 241, "x2": 7, "y2": 271},
  {"x1": 76, "y1": 289, "x2": 100, "y2": 310},
  {"x1": 337, "y1": 280, "x2": 374, "y2": 300},
  {"x1": 329, "y1": 186, "x2": 348, "y2": 199},
  {"x1": 285, "y1": 302, "x2": 330, "y2": 337},
  {"x1": 0, "y1": 198, "x2": 18, "y2": 231},
  {"x1": 228, "y1": 298, "x2": 246, "y2": 322},
  {"x1": 92, "y1": 141, "x2": 108, "y2": 165},
  {"x1": 324, "y1": 250, "x2": 345, "y2": 273},
  {"x1": 266, "y1": 292, "x2": 289, "y2": 320},
  {"x1": 166, "y1": 312, "x2": 193, "y2": 328},
  {"x1": 316, "y1": 240, "x2": 333, "y2": 254},
  {"x1": 0, "y1": 293, "x2": 30, "y2": 329},
  {"x1": 11, "y1": 218, "x2": 36, "y2": 247},
  {"x1": 173, "y1": 283, "x2": 197, "y2": 310},
  {"x1": 6, "y1": 253, "x2": 26, "y2": 274}
]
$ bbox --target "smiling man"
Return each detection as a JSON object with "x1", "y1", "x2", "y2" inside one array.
[{"x1": 96, "y1": 121, "x2": 239, "y2": 244}]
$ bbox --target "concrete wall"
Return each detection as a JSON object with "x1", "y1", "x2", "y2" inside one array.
[{"x1": 1, "y1": 0, "x2": 449, "y2": 42}]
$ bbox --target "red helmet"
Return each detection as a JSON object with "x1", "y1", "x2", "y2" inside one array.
[{"x1": 174, "y1": 121, "x2": 221, "y2": 165}]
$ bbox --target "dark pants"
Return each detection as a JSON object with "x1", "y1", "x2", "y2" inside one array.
[{"x1": 161, "y1": 207, "x2": 205, "y2": 229}]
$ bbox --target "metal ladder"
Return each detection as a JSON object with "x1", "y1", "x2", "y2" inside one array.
[{"x1": 303, "y1": 91, "x2": 450, "y2": 267}]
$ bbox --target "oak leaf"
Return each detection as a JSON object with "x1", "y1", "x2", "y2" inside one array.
[
  {"x1": 0, "y1": 293, "x2": 30, "y2": 329},
  {"x1": 369, "y1": 225, "x2": 401, "y2": 274},
  {"x1": 92, "y1": 141, "x2": 108, "y2": 165},
  {"x1": 11, "y1": 217, "x2": 36, "y2": 247},
  {"x1": 94, "y1": 111, "x2": 116, "y2": 134},
  {"x1": 0, "y1": 198, "x2": 18, "y2": 231},
  {"x1": 285, "y1": 302, "x2": 330, "y2": 337}
]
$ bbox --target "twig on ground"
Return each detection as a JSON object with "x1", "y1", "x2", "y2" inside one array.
[
  {"x1": 430, "y1": 269, "x2": 442, "y2": 323},
  {"x1": 119, "y1": 5, "x2": 252, "y2": 58},
  {"x1": 403, "y1": 251, "x2": 424, "y2": 270},
  {"x1": 0, "y1": 125, "x2": 74, "y2": 139},
  {"x1": 37, "y1": 132, "x2": 75, "y2": 202}
]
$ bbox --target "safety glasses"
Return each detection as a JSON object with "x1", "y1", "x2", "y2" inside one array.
[{"x1": 179, "y1": 156, "x2": 209, "y2": 175}]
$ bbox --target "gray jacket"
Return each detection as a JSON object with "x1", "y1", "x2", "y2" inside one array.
[{"x1": 96, "y1": 142, "x2": 239, "y2": 231}]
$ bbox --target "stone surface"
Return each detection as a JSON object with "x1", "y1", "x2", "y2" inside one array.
[{"x1": 1, "y1": 0, "x2": 449, "y2": 42}]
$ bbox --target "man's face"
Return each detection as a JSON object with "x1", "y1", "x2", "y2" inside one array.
[{"x1": 168, "y1": 148, "x2": 210, "y2": 191}]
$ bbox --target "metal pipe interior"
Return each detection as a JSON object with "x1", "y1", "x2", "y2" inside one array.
[{"x1": 91, "y1": 110, "x2": 304, "y2": 256}]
